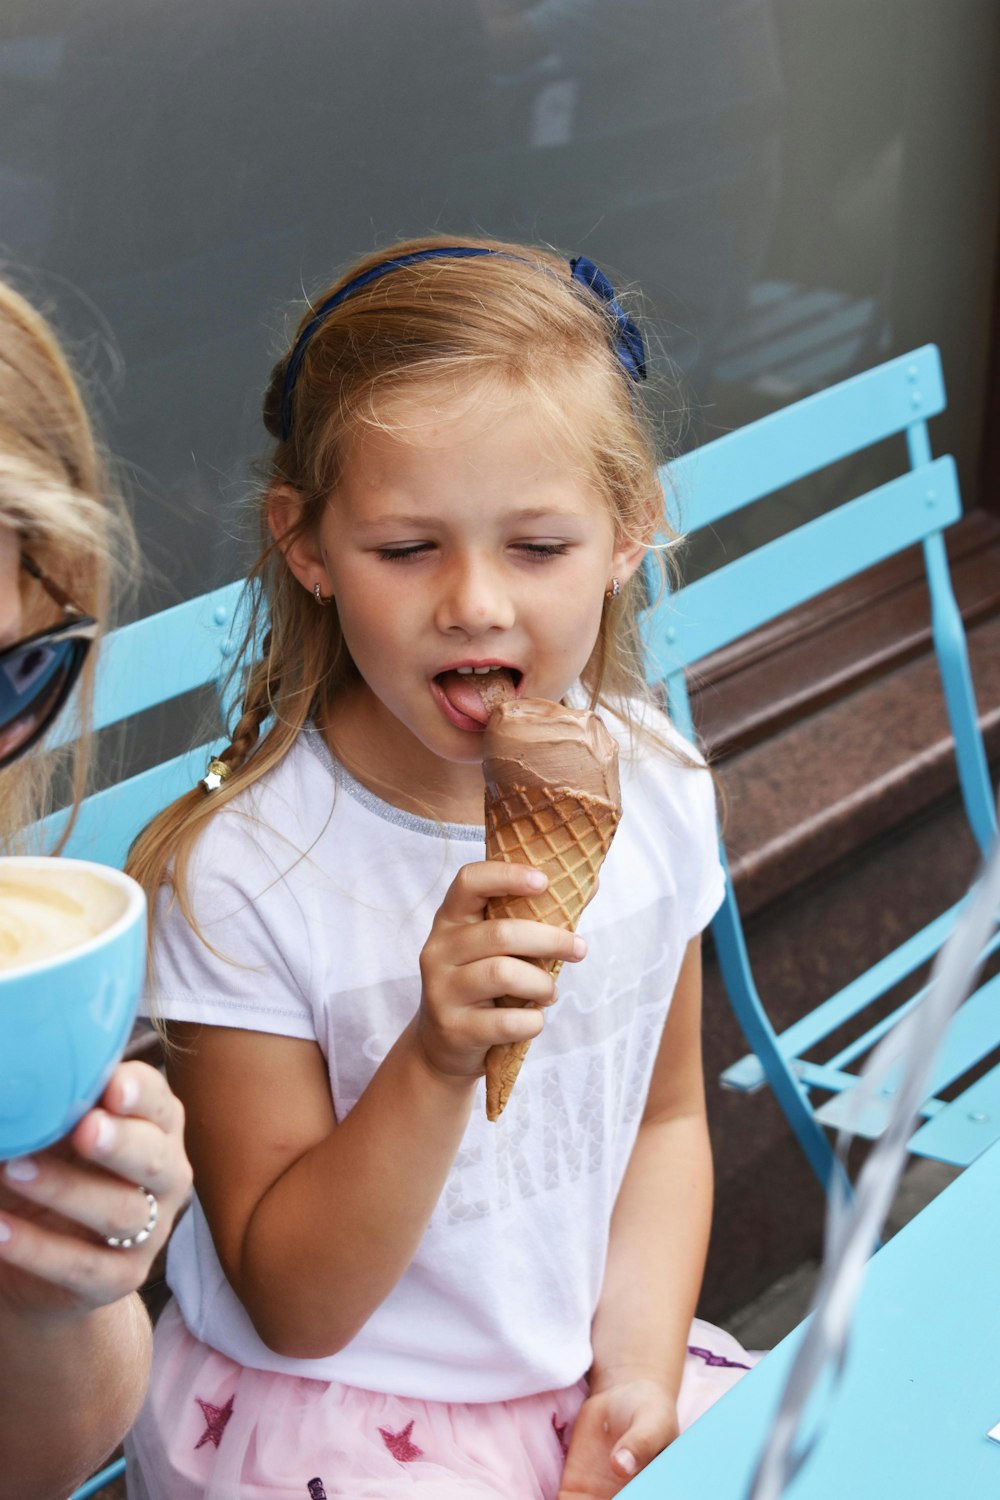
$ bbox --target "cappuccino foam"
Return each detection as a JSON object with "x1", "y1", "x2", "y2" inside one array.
[{"x1": 0, "y1": 867, "x2": 128, "y2": 972}]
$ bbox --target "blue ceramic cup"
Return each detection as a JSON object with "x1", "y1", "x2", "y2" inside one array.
[{"x1": 0, "y1": 857, "x2": 147, "y2": 1160}]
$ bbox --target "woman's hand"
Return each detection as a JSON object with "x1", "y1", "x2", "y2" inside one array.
[
  {"x1": 417, "y1": 859, "x2": 586, "y2": 1082},
  {"x1": 0, "y1": 1059, "x2": 192, "y2": 1322},
  {"x1": 558, "y1": 1376, "x2": 679, "y2": 1500}
]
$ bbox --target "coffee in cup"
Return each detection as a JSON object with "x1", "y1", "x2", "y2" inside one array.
[{"x1": 0, "y1": 857, "x2": 146, "y2": 1158}]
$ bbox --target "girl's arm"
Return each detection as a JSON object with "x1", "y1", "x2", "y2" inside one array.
[
  {"x1": 0, "y1": 1062, "x2": 191, "y2": 1500},
  {"x1": 558, "y1": 937, "x2": 712, "y2": 1499},
  {"x1": 167, "y1": 859, "x2": 586, "y2": 1360}
]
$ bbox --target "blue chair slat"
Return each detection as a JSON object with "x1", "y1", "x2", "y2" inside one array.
[
  {"x1": 50, "y1": 580, "x2": 244, "y2": 745},
  {"x1": 40, "y1": 744, "x2": 222, "y2": 867},
  {"x1": 645, "y1": 456, "x2": 960, "y2": 672},
  {"x1": 662, "y1": 344, "x2": 945, "y2": 530},
  {"x1": 816, "y1": 964, "x2": 1000, "y2": 1136},
  {"x1": 923, "y1": 531, "x2": 998, "y2": 856},
  {"x1": 908, "y1": 1030, "x2": 1000, "y2": 1165},
  {"x1": 719, "y1": 884, "x2": 971, "y2": 1094},
  {"x1": 69, "y1": 1457, "x2": 126, "y2": 1499},
  {"x1": 794, "y1": 1060, "x2": 945, "y2": 1120},
  {"x1": 825, "y1": 925, "x2": 1000, "y2": 1077},
  {"x1": 651, "y1": 343, "x2": 999, "y2": 1190}
]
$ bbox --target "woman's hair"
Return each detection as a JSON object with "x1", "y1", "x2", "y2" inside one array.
[
  {"x1": 0, "y1": 276, "x2": 138, "y2": 849},
  {"x1": 128, "y1": 233, "x2": 681, "y2": 917}
]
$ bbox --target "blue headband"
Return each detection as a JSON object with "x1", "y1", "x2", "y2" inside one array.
[{"x1": 279, "y1": 247, "x2": 647, "y2": 440}]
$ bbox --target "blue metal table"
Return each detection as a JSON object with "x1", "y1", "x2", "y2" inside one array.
[{"x1": 625, "y1": 1141, "x2": 1000, "y2": 1497}]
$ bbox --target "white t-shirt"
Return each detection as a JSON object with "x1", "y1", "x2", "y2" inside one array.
[{"x1": 147, "y1": 708, "x2": 724, "y2": 1402}]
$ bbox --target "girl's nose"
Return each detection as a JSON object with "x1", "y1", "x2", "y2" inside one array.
[{"x1": 435, "y1": 554, "x2": 516, "y2": 636}]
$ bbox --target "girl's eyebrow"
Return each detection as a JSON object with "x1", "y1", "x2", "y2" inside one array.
[{"x1": 356, "y1": 505, "x2": 585, "y2": 531}]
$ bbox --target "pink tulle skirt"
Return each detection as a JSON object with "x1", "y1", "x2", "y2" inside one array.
[{"x1": 125, "y1": 1300, "x2": 760, "y2": 1499}]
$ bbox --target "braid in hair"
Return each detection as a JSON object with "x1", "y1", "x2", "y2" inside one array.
[{"x1": 218, "y1": 631, "x2": 279, "y2": 777}]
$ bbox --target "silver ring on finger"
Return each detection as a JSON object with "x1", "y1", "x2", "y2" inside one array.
[{"x1": 104, "y1": 1187, "x2": 159, "y2": 1250}]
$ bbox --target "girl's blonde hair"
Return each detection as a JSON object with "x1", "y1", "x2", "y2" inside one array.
[
  {"x1": 128, "y1": 234, "x2": 679, "y2": 917},
  {"x1": 0, "y1": 276, "x2": 137, "y2": 849}
]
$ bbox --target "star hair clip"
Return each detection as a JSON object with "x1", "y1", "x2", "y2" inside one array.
[{"x1": 201, "y1": 757, "x2": 232, "y2": 793}]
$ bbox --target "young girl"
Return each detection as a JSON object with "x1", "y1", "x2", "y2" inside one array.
[{"x1": 125, "y1": 235, "x2": 758, "y2": 1500}]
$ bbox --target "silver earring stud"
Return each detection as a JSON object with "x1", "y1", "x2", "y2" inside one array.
[
  {"x1": 314, "y1": 582, "x2": 333, "y2": 606},
  {"x1": 605, "y1": 577, "x2": 621, "y2": 600}
]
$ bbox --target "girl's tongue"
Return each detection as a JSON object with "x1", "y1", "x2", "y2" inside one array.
[{"x1": 436, "y1": 669, "x2": 516, "y2": 725}]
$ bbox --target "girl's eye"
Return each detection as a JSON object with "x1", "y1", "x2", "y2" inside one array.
[
  {"x1": 515, "y1": 542, "x2": 572, "y2": 561},
  {"x1": 375, "y1": 544, "x2": 434, "y2": 562}
]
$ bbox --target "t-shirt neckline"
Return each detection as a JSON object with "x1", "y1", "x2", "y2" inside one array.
[{"x1": 301, "y1": 724, "x2": 484, "y2": 843}]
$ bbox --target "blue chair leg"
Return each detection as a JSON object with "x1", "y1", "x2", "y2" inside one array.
[
  {"x1": 713, "y1": 897, "x2": 851, "y2": 1200},
  {"x1": 68, "y1": 1456, "x2": 127, "y2": 1499}
]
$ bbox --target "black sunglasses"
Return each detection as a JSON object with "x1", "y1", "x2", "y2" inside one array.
[{"x1": 0, "y1": 555, "x2": 98, "y2": 770}]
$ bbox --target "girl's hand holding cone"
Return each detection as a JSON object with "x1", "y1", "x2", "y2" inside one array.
[{"x1": 416, "y1": 859, "x2": 587, "y2": 1085}]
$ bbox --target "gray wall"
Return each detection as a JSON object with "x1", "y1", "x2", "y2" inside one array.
[{"x1": 2, "y1": 0, "x2": 998, "y2": 608}]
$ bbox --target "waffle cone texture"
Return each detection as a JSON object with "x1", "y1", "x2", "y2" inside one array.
[{"x1": 483, "y1": 776, "x2": 621, "y2": 1120}]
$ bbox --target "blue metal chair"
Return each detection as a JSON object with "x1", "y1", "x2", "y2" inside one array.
[
  {"x1": 49, "y1": 584, "x2": 242, "y2": 1500},
  {"x1": 643, "y1": 344, "x2": 998, "y2": 1195}
]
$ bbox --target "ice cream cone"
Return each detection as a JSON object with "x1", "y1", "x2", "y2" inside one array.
[{"x1": 482, "y1": 701, "x2": 621, "y2": 1120}]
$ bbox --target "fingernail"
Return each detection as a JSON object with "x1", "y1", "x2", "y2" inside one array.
[
  {"x1": 525, "y1": 870, "x2": 547, "y2": 890},
  {"x1": 571, "y1": 934, "x2": 587, "y2": 958},
  {"x1": 4, "y1": 1157, "x2": 39, "y2": 1183},
  {"x1": 614, "y1": 1449, "x2": 637, "y2": 1477},
  {"x1": 94, "y1": 1115, "x2": 118, "y2": 1153},
  {"x1": 0, "y1": 1217, "x2": 11, "y2": 1243},
  {"x1": 118, "y1": 1075, "x2": 139, "y2": 1110}
]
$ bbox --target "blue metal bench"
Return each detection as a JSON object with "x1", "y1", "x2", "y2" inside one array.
[{"x1": 643, "y1": 344, "x2": 998, "y2": 1194}]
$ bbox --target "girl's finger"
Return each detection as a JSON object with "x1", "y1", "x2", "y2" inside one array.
[
  {"x1": 455, "y1": 916, "x2": 587, "y2": 969},
  {"x1": 608, "y1": 1390, "x2": 680, "y2": 1479},
  {"x1": 1, "y1": 1151, "x2": 167, "y2": 1246},
  {"x1": 0, "y1": 1207, "x2": 148, "y2": 1306},
  {"x1": 465, "y1": 1003, "x2": 546, "y2": 1053},
  {"x1": 437, "y1": 860, "x2": 548, "y2": 923},
  {"x1": 463, "y1": 954, "x2": 561, "y2": 1009},
  {"x1": 611, "y1": 1410, "x2": 670, "y2": 1479}
]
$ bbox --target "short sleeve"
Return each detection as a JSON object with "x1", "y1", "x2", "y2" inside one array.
[
  {"x1": 615, "y1": 700, "x2": 726, "y2": 944},
  {"x1": 142, "y1": 805, "x2": 317, "y2": 1041},
  {"x1": 684, "y1": 758, "x2": 726, "y2": 938}
]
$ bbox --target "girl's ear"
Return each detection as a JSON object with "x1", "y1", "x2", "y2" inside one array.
[
  {"x1": 612, "y1": 487, "x2": 665, "y2": 588},
  {"x1": 267, "y1": 483, "x2": 302, "y2": 545},
  {"x1": 267, "y1": 485, "x2": 330, "y2": 597},
  {"x1": 611, "y1": 534, "x2": 650, "y2": 590}
]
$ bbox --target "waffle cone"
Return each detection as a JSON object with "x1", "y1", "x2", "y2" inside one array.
[{"x1": 484, "y1": 782, "x2": 621, "y2": 1119}]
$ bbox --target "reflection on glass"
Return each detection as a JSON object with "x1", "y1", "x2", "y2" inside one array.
[{"x1": 0, "y1": 2, "x2": 996, "y2": 594}]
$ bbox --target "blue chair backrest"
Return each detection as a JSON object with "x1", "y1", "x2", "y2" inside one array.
[
  {"x1": 641, "y1": 345, "x2": 997, "y2": 1191},
  {"x1": 645, "y1": 345, "x2": 995, "y2": 858},
  {"x1": 38, "y1": 580, "x2": 246, "y2": 867}
]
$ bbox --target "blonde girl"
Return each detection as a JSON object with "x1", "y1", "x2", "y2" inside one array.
[
  {"x1": 126, "y1": 236, "x2": 757, "y2": 1500},
  {"x1": 0, "y1": 277, "x2": 191, "y2": 1500}
]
